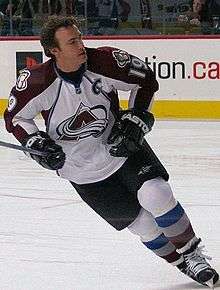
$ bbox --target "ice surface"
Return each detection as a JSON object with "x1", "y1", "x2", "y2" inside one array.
[{"x1": 0, "y1": 119, "x2": 220, "y2": 290}]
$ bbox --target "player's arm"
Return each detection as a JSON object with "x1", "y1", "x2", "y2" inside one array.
[
  {"x1": 106, "y1": 48, "x2": 157, "y2": 157},
  {"x1": 4, "y1": 69, "x2": 65, "y2": 170},
  {"x1": 86, "y1": 47, "x2": 157, "y2": 157},
  {"x1": 86, "y1": 46, "x2": 159, "y2": 111}
]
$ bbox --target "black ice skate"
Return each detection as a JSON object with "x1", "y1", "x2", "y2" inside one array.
[{"x1": 177, "y1": 238, "x2": 219, "y2": 289}]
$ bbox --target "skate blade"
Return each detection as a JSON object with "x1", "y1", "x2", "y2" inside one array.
[{"x1": 206, "y1": 278, "x2": 214, "y2": 289}]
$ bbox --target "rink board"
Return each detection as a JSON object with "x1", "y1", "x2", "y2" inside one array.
[
  {"x1": 1, "y1": 99, "x2": 220, "y2": 119},
  {"x1": 0, "y1": 35, "x2": 220, "y2": 119}
]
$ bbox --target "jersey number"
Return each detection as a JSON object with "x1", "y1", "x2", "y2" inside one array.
[{"x1": 16, "y1": 70, "x2": 31, "y2": 91}]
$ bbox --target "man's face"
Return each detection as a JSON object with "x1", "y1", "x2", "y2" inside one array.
[
  {"x1": 52, "y1": 25, "x2": 87, "y2": 71},
  {"x1": 193, "y1": 0, "x2": 203, "y2": 13}
]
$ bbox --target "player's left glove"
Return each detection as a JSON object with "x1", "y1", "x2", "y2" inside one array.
[{"x1": 107, "y1": 109, "x2": 154, "y2": 157}]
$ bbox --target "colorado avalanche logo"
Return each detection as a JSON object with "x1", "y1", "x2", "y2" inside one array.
[
  {"x1": 56, "y1": 103, "x2": 108, "y2": 141},
  {"x1": 112, "y1": 50, "x2": 131, "y2": 68}
]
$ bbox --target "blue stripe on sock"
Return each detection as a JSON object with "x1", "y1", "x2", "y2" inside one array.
[
  {"x1": 143, "y1": 233, "x2": 169, "y2": 250},
  {"x1": 155, "y1": 202, "x2": 184, "y2": 228}
]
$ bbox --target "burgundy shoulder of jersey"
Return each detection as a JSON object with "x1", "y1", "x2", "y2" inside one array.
[
  {"x1": 4, "y1": 59, "x2": 57, "y2": 139},
  {"x1": 85, "y1": 46, "x2": 158, "y2": 90},
  {"x1": 14, "y1": 59, "x2": 56, "y2": 95},
  {"x1": 85, "y1": 46, "x2": 132, "y2": 79},
  {"x1": 5, "y1": 59, "x2": 57, "y2": 119}
]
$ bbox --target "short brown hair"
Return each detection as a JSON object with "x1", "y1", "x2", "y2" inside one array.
[{"x1": 40, "y1": 15, "x2": 79, "y2": 58}]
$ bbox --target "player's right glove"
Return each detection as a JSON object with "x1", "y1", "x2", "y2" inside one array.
[
  {"x1": 22, "y1": 131, "x2": 66, "y2": 170},
  {"x1": 107, "y1": 109, "x2": 154, "y2": 157}
]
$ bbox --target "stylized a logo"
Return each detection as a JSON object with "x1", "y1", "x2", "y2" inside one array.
[{"x1": 56, "y1": 103, "x2": 108, "y2": 141}]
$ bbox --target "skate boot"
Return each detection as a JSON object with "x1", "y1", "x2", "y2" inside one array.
[{"x1": 177, "y1": 238, "x2": 219, "y2": 288}]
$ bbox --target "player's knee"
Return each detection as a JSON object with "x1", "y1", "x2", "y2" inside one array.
[
  {"x1": 127, "y1": 208, "x2": 162, "y2": 241},
  {"x1": 137, "y1": 177, "x2": 177, "y2": 217}
]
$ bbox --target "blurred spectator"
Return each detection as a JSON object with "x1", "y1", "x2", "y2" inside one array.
[
  {"x1": 179, "y1": 0, "x2": 220, "y2": 34},
  {"x1": 96, "y1": 0, "x2": 119, "y2": 31},
  {"x1": 40, "y1": 0, "x2": 64, "y2": 16},
  {"x1": 94, "y1": 0, "x2": 131, "y2": 35},
  {"x1": 178, "y1": 0, "x2": 201, "y2": 28},
  {"x1": 13, "y1": 0, "x2": 38, "y2": 35},
  {"x1": 0, "y1": 0, "x2": 37, "y2": 35},
  {"x1": 118, "y1": 0, "x2": 131, "y2": 22},
  {"x1": 196, "y1": 0, "x2": 220, "y2": 34},
  {"x1": 72, "y1": 0, "x2": 85, "y2": 16},
  {"x1": 0, "y1": 0, "x2": 72, "y2": 36},
  {"x1": 0, "y1": 0, "x2": 19, "y2": 35}
]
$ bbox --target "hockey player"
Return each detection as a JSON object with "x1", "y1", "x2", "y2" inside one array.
[{"x1": 4, "y1": 15, "x2": 219, "y2": 288}]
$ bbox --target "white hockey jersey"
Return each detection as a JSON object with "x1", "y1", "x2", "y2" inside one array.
[{"x1": 4, "y1": 46, "x2": 158, "y2": 184}]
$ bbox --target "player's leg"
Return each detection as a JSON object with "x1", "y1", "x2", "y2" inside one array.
[
  {"x1": 118, "y1": 144, "x2": 196, "y2": 252},
  {"x1": 119, "y1": 142, "x2": 218, "y2": 288},
  {"x1": 69, "y1": 170, "x2": 141, "y2": 231},
  {"x1": 137, "y1": 177, "x2": 196, "y2": 250},
  {"x1": 137, "y1": 177, "x2": 219, "y2": 287},
  {"x1": 127, "y1": 207, "x2": 184, "y2": 266}
]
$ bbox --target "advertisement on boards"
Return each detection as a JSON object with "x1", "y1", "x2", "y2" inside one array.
[
  {"x1": 85, "y1": 38, "x2": 220, "y2": 101},
  {"x1": 16, "y1": 51, "x2": 43, "y2": 77},
  {"x1": 0, "y1": 38, "x2": 219, "y2": 102}
]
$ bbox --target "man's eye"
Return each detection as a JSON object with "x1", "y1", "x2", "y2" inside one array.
[{"x1": 69, "y1": 37, "x2": 81, "y2": 44}]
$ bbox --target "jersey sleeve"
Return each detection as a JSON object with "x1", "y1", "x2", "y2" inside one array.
[
  {"x1": 4, "y1": 60, "x2": 56, "y2": 143},
  {"x1": 86, "y1": 46, "x2": 159, "y2": 110}
]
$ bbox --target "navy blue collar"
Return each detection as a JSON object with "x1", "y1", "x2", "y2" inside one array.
[{"x1": 55, "y1": 63, "x2": 86, "y2": 89}]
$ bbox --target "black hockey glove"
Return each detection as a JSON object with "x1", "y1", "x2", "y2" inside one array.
[
  {"x1": 22, "y1": 131, "x2": 66, "y2": 170},
  {"x1": 107, "y1": 109, "x2": 154, "y2": 157}
]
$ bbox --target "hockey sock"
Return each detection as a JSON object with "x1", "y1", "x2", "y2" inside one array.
[
  {"x1": 155, "y1": 202, "x2": 196, "y2": 250},
  {"x1": 142, "y1": 233, "x2": 184, "y2": 266},
  {"x1": 128, "y1": 208, "x2": 184, "y2": 266}
]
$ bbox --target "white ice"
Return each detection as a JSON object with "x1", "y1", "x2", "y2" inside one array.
[{"x1": 0, "y1": 119, "x2": 220, "y2": 290}]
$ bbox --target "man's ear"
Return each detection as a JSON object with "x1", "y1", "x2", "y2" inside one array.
[{"x1": 50, "y1": 47, "x2": 59, "y2": 57}]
